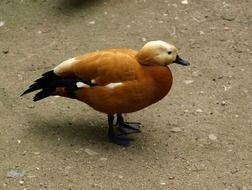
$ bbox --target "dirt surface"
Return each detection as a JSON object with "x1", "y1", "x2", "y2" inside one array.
[{"x1": 0, "y1": 0, "x2": 252, "y2": 189}]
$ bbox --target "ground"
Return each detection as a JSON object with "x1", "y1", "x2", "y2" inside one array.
[{"x1": 0, "y1": 0, "x2": 251, "y2": 189}]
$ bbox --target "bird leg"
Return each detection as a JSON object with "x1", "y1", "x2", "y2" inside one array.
[
  {"x1": 107, "y1": 115, "x2": 132, "y2": 146},
  {"x1": 116, "y1": 113, "x2": 141, "y2": 135}
]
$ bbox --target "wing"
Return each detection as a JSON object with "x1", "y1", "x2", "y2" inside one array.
[
  {"x1": 21, "y1": 49, "x2": 140, "y2": 101},
  {"x1": 54, "y1": 49, "x2": 140, "y2": 85}
]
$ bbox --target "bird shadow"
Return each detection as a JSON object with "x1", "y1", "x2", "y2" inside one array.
[
  {"x1": 26, "y1": 117, "x2": 109, "y2": 147},
  {"x1": 57, "y1": 0, "x2": 103, "y2": 13},
  {"x1": 24, "y1": 112, "x2": 147, "y2": 153}
]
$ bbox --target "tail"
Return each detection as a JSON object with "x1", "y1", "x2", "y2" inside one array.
[{"x1": 21, "y1": 70, "x2": 79, "y2": 101}]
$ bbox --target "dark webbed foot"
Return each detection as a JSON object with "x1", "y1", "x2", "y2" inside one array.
[
  {"x1": 107, "y1": 114, "x2": 141, "y2": 146},
  {"x1": 117, "y1": 122, "x2": 141, "y2": 135},
  {"x1": 116, "y1": 114, "x2": 141, "y2": 135}
]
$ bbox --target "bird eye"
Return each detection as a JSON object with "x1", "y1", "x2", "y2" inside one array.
[{"x1": 167, "y1": 51, "x2": 172, "y2": 55}]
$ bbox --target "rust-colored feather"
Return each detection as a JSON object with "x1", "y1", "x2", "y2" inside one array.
[{"x1": 52, "y1": 48, "x2": 173, "y2": 115}]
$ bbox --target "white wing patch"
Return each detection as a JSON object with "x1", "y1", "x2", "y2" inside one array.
[
  {"x1": 54, "y1": 58, "x2": 76, "y2": 75},
  {"x1": 76, "y1": 81, "x2": 123, "y2": 89},
  {"x1": 105, "y1": 82, "x2": 123, "y2": 89},
  {"x1": 76, "y1": 82, "x2": 89, "y2": 88}
]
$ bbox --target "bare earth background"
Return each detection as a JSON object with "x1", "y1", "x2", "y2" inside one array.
[{"x1": 0, "y1": 0, "x2": 251, "y2": 189}]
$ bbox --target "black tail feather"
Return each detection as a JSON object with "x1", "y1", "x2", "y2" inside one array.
[
  {"x1": 21, "y1": 70, "x2": 75, "y2": 101},
  {"x1": 21, "y1": 71, "x2": 58, "y2": 97},
  {"x1": 22, "y1": 70, "x2": 94, "y2": 102},
  {"x1": 33, "y1": 90, "x2": 53, "y2": 102}
]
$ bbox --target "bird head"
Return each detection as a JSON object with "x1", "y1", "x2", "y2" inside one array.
[{"x1": 136, "y1": 40, "x2": 190, "y2": 66}]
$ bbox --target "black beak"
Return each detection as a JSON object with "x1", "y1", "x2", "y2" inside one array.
[{"x1": 173, "y1": 55, "x2": 190, "y2": 66}]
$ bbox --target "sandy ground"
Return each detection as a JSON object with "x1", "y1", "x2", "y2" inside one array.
[{"x1": 0, "y1": 0, "x2": 252, "y2": 189}]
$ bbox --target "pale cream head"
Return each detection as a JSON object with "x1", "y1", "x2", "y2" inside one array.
[{"x1": 136, "y1": 40, "x2": 178, "y2": 66}]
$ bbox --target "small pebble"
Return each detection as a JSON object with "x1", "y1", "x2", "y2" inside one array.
[
  {"x1": 181, "y1": 0, "x2": 188, "y2": 4},
  {"x1": 224, "y1": 27, "x2": 231, "y2": 31},
  {"x1": 223, "y1": 85, "x2": 231, "y2": 91},
  {"x1": 192, "y1": 71, "x2": 200, "y2": 77},
  {"x1": 222, "y1": 16, "x2": 235, "y2": 21},
  {"x1": 160, "y1": 180, "x2": 166, "y2": 185},
  {"x1": 100, "y1": 157, "x2": 108, "y2": 161},
  {"x1": 37, "y1": 29, "x2": 50, "y2": 34},
  {"x1": 33, "y1": 152, "x2": 40, "y2": 155},
  {"x1": 22, "y1": 151, "x2": 27, "y2": 156},
  {"x1": 91, "y1": 183, "x2": 99, "y2": 188},
  {"x1": 222, "y1": 2, "x2": 231, "y2": 8},
  {"x1": 17, "y1": 139, "x2": 21, "y2": 144},
  {"x1": 27, "y1": 104, "x2": 34, "y2": 108},
  {"x1": 171, "y1": 127, "x2": 183, "y2": 133},
  {"x1": 193, "y1": 17, "x2": 202, "y2": 23},
  {"x1": 170, "y1": 26, "x2": 176, "y2": 36},
  {"x1": 17, "y1": 74, "x2": 23, "y2": 81},
  {"x1": 84, "y1": 148, "x2": 99, "y2": 156},
  {"x1": 7, "y1": 170, "x2": 25, "y2": 178},
  {"x1": 88, "y1": 21, "x2": 95, "y2": 25},
  {"x1": 221, "y1": 101, "x2": 226, "y2": 106},
  {"x1": 196, "y1": 109, "x2": 203, "y2": 113},
  {"x1": 183, "y1": 79, "x2": 194, "y2": 84},
  {"x1": 230, "y1": 168, "x2": 239, "y2": 174},
  {"x1": 199, "y1": 31, "x2": 205, "y2": 35},
  {"x1": 172, "y1": 4, "x2": 178, "y2": 8},
  {"x1": 0, "y1": 21, "x2": 5, "y2": 27},
  {"x1": 141, "y1": 37, "x2": 147, "y2": 42},
  {"x1": 19, "y1": 180, "x2": 25, "y2": 185},
  {"x1": 65, "y1": 166, "x2": 71, "y2": 170},
  {"x1": 118, "y1": 175, "x2": 123, "y2": 179},
  {"x1": 209, "y1": 134, "x2": 217, "y2": 141},
  {"x1": 27, "y1": 175, "x2": 36, "y2": 178}
]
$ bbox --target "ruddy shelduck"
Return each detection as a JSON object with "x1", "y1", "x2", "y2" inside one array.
[{"x1": 22, "y1": 40, "x2": 189, "y2": 146}]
